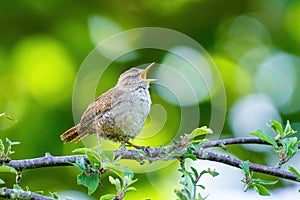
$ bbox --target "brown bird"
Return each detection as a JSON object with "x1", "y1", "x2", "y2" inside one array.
[{"x1": 60, "y1": 63, "x2": 156, "y2": 145}]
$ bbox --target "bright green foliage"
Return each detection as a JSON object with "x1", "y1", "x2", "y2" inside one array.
[
  {"x1": 249, "y1": 130, "x2": 278, "y2": 148},
  {"x1": 72, "y1": 148, "x2": 137, "y2": 198},
  {"x1": 49, "y1": 192, "x2": 59, "y2": 199},
  {"x1": 0, "y1": 138, "x2": 20, "y2": 174},
  {"x1": 270, "y1": 120, "x2": 297, "y2": 140},
  {"x1": 77, "y1": 172, "x2": 99, "y2": 195},
  {"x1": 101, "y1": 174, "x2": 138, "y2": 200},
  {"x1": 240, "y1": 161, "x2": 278, "y2": 196},
  {"x1": 174, "y1": 167, "x2": 219, "y2": 200},
  {"x1": 189, "y1": 126, "x2": 213, "y2": 143},
  {"x1": 288, "y1": 166, "x2": 300, "y2": 181},
  {"x1": 277, "y1": 137, "x2": 299, "y2": 167},
  {"x1": 0, "y1": 138, "x2": 20, "y2": 158},
  {"x1": 250, "y1": 120, "x2": 300, "y2": 167}
]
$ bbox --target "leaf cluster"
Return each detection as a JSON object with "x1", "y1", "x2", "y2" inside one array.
[
  {"x1": 174, "y1": 167, "x2": 219, "y2": 200},
  {"x1": 72, "y1": 148, "x2": 137, "y2": 199},
  {"x1": 250, "y1": 120, "x2": 299, "y2": 167},
  {"x1": 240, "y1": 162, "x2": 278, "y2": 196}
]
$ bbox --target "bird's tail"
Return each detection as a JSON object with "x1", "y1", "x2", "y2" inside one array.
[{"x1": 60, "y1": 125, "x2": 81, "y2": 143}]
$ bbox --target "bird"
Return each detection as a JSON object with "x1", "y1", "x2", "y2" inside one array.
[{"x1": 60, "y1": 63, "x2": 156, "y2": 146}]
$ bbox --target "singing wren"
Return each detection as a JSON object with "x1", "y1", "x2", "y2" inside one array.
[{"x1": 60, "y1": 63, "x2": 156, "y2": 144}]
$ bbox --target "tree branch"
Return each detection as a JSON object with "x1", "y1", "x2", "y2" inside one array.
[
  {"x1": 3, "y1": 137, "x2": 299, "y2": 183},
  {"x1": 200, "y1": 137, "x2": 300, "y2": 148},
  {"x1": 200, "y1": 137, "x2": 270, "y2": 148},
  {"x1": 195, "y1": 149, "x2": 298, "y2": 181},
  {"x1": 0, "y1": 187, "x2": 54, "y2": 200}
]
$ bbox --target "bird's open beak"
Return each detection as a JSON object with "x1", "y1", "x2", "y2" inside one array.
[{"x1": 141, "y1": 62, "x2": 157, "y2": 82}]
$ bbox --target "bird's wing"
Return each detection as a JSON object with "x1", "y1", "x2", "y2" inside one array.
[{"x1": 79, "y1": 87, "x2": 123, "y2": 130}]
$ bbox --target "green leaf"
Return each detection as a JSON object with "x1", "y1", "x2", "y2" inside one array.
[
  {"x1": 49, "y1": 192, "x2": 59, "y2": 199},
  {"x1": 13, "y1": 184, "x2": 23, "y2": 190},
  {"x1": 100, "y1": 194, "x2": 115, "y2": 200},
  {"x1": 270, "y1": 120, "x2": 283, "y2": 139},
  {"x1": 250, "y1": 130, "x2": 278, "y2": 148},
  {"x1": 125, "y1": 186, "x2": 137, "y2": 192},
  {"x1": 190, "y1": 167, "x2": 199, "y2": 180},
  {"x1": 77, "y1": 172, "x2": 99, "y2": 195},
  {"x1": 49, "y1": 192, "x2": 58, "y2": 199},
  {"x1": 107, "y1": 164, "x2": 134, "y2": 180},
  {"x1": 188, "y1": 126, "x2": 213, "y2": 140},
  {"x1": 72, "y1": 156, "x2": 86, "y2": 171},
  {"x1": 252, "y1": 178, "x2": 278, "y2": 185},
  {"x1": 0, "y1": 178, "x2": 5, "y2": 184},
  {"x1": 108, "y1": 176, "x2": 121, "y2": 191},
  {"x1": 0, "y1": 139, "x2": 4, "y2": 151},
  {"x1": 108, "y1": 176, "x2": 117, "y2": 185},
  {"x1": 288, "y1": 166, "x2": 300, "y2": 179},
  {"x1": 239, "y1": 161, "x2": 250, "y2": 176},
  {"x1": 126, "y1": 177, "x2": 138, "y2": 187},
  {"x1": 85, "y1": 149, "x2": 101, "y2": 167},
  {"x1": 208, "y1": 168, "x2": 219, "y2": 177},
  {"x1": 0, "y1": 166, "x2": 17, "y2": 173},
  {"x1": 253, "y1": 184, "x2": 270, "y2": 196},
  {"x1": 99, "y1": 150, "x2": 115, "y2": 163},
  {"x1": 283, "y1": 121, "x2": 297, "y2": 138},
  {"x1": 72, "y1": 147, "x2": 88, "y2": 154},
  {"x1": 34, "y1": 191, "x2": 44, "y2": 195},
  {"x1": 279, "y1": 137, "x2": 299, "y2": 159}
]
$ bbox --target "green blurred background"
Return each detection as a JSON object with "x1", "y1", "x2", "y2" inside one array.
[{"x1": 1, "y1": 0, "x2": 300, "y2": 199}]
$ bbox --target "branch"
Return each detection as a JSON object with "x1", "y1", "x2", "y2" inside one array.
[
  {"x1": 4, "y1": 153, "x2": 86, "y2": 171},
  {"x1": 200, "y1": 137, "x2": 270, "y2": 148},
  {"x1": 0, "y1": 187, "x2": 54, "y2": 200},
  {"x1": 200, "y1": 137, "x2": 300, "y2": 148},
  {"x1": 195, "y1": 149, "x2": 298, "y2": 181},
  {"x1": 4, "y1": 139, "x2": 299, "y2": 183}
]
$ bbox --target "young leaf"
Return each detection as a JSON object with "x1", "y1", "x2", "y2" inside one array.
[
  {"x1": 253, "y1": 184, "x2": 270, "y2": 196},
  {"x1": 108, "y1": 176, "x2": 122, "y2": 192},
  {"x1": 72, "y1": 147, "x2": 88, "y2": 154},
  {"x1": 208, "y1": 168, "x2": 219, "y2": 177},
  {"x1": 77, "y1": 172, "x2": 99, "y2": 195},
  {"x1": 100, "y1": 194, "x2": 115, "y2": 200},
  {"x1": 252, "y1": 178, "x2": 278, "y2": 185},
  {"x1": 190, "y1": 167, "x2": 199, "y2": 180},
  {"x1": 0, "y1": 166, "x2": 17, "y2": 173},
  {"x1": 270, "y1": 120, "x2": 283, "y2": 138},
  {"x1": 72, "y1": 156, "x2": 87, "y2": 171},
  {"x1": 85, "y1": 149, "x2": 101, "y2": 167},
  {"x1": 125, "y1": 186, "x2": 137, "y2": 192},
  {"x1": 49, "y1": 192, "x2": 59, "y2": 199},
  {"x1": 0, "y1": 178, "x2": 5, "y2": 184},
  {"x1": 240, "y1": 161, "x2": 250, "y2": 176},
  {"x1": 283, "y1": 121, "x2": 297, "y2": 138},
  {"x1": 188, "y1": 126, "x2": 213, "y2": 140},
  {"x1": 99, "y1": 150, "x2": 115, "y2": 163},
  {"x1": 108, "y1": 176, "x2": 117, "y2": 185},
  {"x1": 288, "y1": 166, "x2": 300, "y2": 180},
  {"x1": 13, "y1": 184, "x2": 23, "y2": 190},
  {"x1": 250, "y1": 130, "x2": 278, "y2": 148}
]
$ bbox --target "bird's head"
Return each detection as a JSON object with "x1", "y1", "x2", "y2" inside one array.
[{"x1": 117, "y1": 63, "x2": 156, "y2": 88}]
